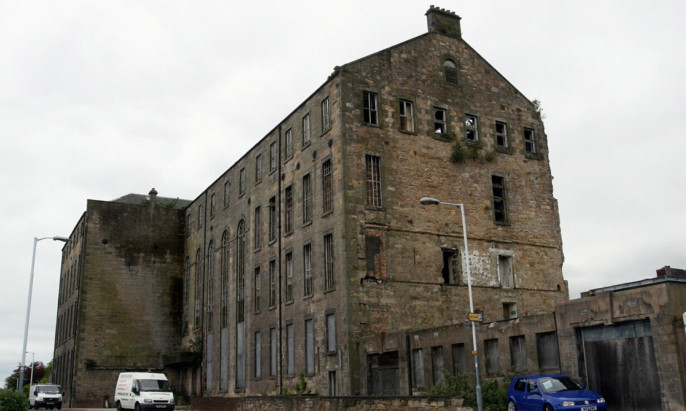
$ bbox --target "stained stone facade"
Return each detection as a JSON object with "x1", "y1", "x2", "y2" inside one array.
[{"x1": 53, "y1": 6, "x2": 568, "y2": 405}]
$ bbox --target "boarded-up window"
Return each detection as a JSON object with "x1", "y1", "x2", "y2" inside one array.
[
  {"x1": 510, "y1": 335, "x2": 527, "y2": 372},
  {"x1": 452, "y1": 343, "x2": 465, "y2": 374},
  {"x1": 484, "y1": 339, "x2": 500, "y2": 375},
  {"x1": 270, "y1": 327, "x2": 277, "y2": 376},
  {"x1": 431, "y1": 346, "x2": 445, "y2": 385},
  {"x1": 366, "y1": 235, "x2": 382, "y2": 278},
  {"x1": 236, "y1": 322, "x2": 245, "y2": 389},
  {"x1": 367, "y1": 351, "x2": 399, "y2": 396},
  {"x1": 254, "y1": 331, "x2": 261, "y2": 379},
  {"x1": 206, "y1": 333, "x2": 213, "y2": 391},
  {"x1": 326, "y1": 313, "x2": 336, "y2": 353},
  {"x1": 305, "y1": 319, "x2": 314, "y2": 374},
  {"x1": 499, "y1": 255, "x2": 514, "y2": 288},
  {"x1": 287, "y1": 323, "x2": 294, "y2": 375},
  {"x1": 536, "y1": 332, "x2": 560, "y2": 370},
  {"x1": 412, "y1": 348, "x2": 425, "y2": 388}
]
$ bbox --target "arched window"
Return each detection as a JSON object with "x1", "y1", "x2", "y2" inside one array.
[
  {"x1": 236, "y1": 220, "x2": 246, "y2": 323},
  {"x1": 221, "y1": 230, "x2": 229, "y2": 329},
  {"x1": 444, "y1": 59, "x2": 458, "y2": 84}
]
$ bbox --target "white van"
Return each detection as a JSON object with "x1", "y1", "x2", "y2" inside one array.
[
  {"x1": 28, "y1": 384, "x2": 63, "y2": 410},
  {"x1": 114, "y1": 372, "x2": 175, "y2": 411}
]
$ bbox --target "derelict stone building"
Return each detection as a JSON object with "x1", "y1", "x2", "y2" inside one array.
[{"x1": 52, "y1": 6, "x2": 568, "y2": 405}]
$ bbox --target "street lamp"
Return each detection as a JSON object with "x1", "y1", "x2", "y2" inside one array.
[
  {"x1": 419, "y1": 197, "x2": 483, "y2": 411},
  {"x1": 26, "y1": 352, "x2": 35, "y2": 389},
  {"x1": 18, "y1": 236, "x2": 68, "y2": 391}
]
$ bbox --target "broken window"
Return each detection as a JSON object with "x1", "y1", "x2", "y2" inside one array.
[
  {"x1": 363, "y1": 91, "x2": 378, "y2": 125},
  {"x1": 536, "y1": 332, "x2": 560, "y2": 370},
  {"x1": 434, "y1": 107, "x2": 447, "y2": 135},
  {"x1": 302, "y1": 113, "x2": 311, "y2": 147},
  {"x1": 465, "y1": 114, "x2": 478, "y2": 141},
  {"x1": 484, "y1": 338, "x2": 500, "y2": 375},
  {"x1": 442, "y1": 249, "x2": 461, "y2": 284},
  {"x1": 322, "y1": 159, "x2": 333, "y2": 213},
  {"x1": 269, "y1": 142, "x2": 277, "y2": 172},
  {"x1": 431, "y1": 346, "x2": 445, "y2": 385},
  {"x1": 268, "y1": 197, "x2": 276, "y2": 243},
  {"x1": 366, "y1": 235, "x2": 382, "y2": 278},
  {"x1": 510, "y1": 335, "x2": 527, "y2": 372},
  {"x1": 365, "y1": 155, "x2": 382, "y2": 207},
  {"x1": 412, "y1": 348, "x2": 426, "y2": 388},
  {"x1": 452, "y1": 343, "x2": 465, "y2": 374},
  {"x1": 495, "y1": 121, "x2": 508, "y2": 148},
  {"x1": 524, "y1": 128, "x2": 536, "y2": 154},
  {"x1": 285, "y1": 128, "x2": 293, "y2": 160},
  {"x1": 285, "y1": 252, "x2": 293, "y2": 303},
  {"x1": 499, "y1": 254, "x2": 514, "y2": 288},
  {"x1": 239, "y1": 168, "x2": 246, "y2": 196},
  {"x1": 399, "y1": 99, "x2": 414, "y2": 132},
  {"x1": 284, "y1": 185, "x2": 293, "y2": 234},
  {"x1": 324, "y1": 233, "x2": 335, "y2": 290},
  {"x1": 444, "y1": 59, "x2": 458, "y2": 84},
  {"x1": 254, "y1": 266, "x2": 261, "y2": 313},
  {"x1": 491, "y1": 175, "x2": 508, "y2": 223},
  {"x1": 321, "y1": 97, "x2": 331, "y2": 131},
  {"x1": 302, "y1": 173, "x2": 312, "y2": 224},
  {"x1": 268, "y1": 260, "x2": 276, "y2": 308},
  {"x1": 503, "y1": 302, "x2": 517, "y2": 320},
  {"x1": 303, "y1": 243, "x2": 313, "y2": 297}
]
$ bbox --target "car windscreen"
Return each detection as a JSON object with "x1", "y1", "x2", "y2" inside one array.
[
  {"x1": 538, "y1": 376, "x2": 583, "y2": 393},
  {"x1": 37, "y1": 385, "x2": 61, "y2": 393},
  {"x1": 138, "y1": 379, "x2": 172, "y2": 392}
]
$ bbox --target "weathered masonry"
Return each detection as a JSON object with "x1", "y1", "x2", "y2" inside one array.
[{"x1": 52, "y1": 6, "x2": 567, "y2": 406}]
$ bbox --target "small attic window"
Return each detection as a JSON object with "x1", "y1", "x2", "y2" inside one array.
[{"x1": 444, "y1": 59, "x2": 458, "y2": 84}]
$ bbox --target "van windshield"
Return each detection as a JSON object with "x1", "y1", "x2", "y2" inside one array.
[
  {"x1": 37, "y1": 385, "x2": 61, "y2": 393},
  {"x1": 138, "y1": 379, "x2": 172, "y2": 392}
]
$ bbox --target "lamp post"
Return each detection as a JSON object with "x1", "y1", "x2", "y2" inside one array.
[
  {"x1": 419, "y1": 197, "x2": 483, "y2": 411},
  {"x1": 26, "y1": 352, "x2": 35, "y2": 389},
  {"x1": 18, "y1": 236, "x2": 68, "y2": 391}
]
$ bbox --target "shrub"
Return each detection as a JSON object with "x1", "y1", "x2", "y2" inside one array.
[{"x1": 0, "y1": 389, "x2": 28, "y2": 411}]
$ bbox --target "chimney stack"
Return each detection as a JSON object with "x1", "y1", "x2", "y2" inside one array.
[
  {"x1": 149, "y1": 188, "x2": 158, "y2": 207},
  {"x1": 426, "y1": 5, "x2": 461, "y2": 39}
]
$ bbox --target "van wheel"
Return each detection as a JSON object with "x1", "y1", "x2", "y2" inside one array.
[
  {"x1": 135, "y1": 402, "x2": 141, "y2": 411},
  {"x1": 116, "y1": 401, "x2": 123, "y2": 411}
]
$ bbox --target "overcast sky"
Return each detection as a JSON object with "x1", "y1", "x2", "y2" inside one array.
[{"x1": 1, "y1": 0, "x2": 684, "y2": 386}]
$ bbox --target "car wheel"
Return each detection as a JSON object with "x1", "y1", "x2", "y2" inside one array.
[
  {"x1": 544, "y1": 405, "x2": 555, "y2": 411},
  {"x1": 116, "y1": 401, "x2": 123, "y2": 411},
  {"x1": 507, "y1": 399, "x2": 518, "y2": 411},
  {"x1": 135, "y1": 402, "x2": 141, "y2": 411}
]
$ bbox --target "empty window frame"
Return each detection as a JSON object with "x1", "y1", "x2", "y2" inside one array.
[
  {"x1": 411, "y1": 348, "x2": 426, "y2": 388},
  {"x1": 444, "y1": 59, "x2": 458, "y2": 84},
  {"x1": 284, "y1": 185, "x2": 293, "y2": 234},
  {"x1": 491, "y1": 175, "x2": 508, "y2": 223},
  {"x1": 268, "y1": 260, "x2": 276, "y2": 308},
  {"x1": 326, "y1": 312, "x2": 336, "y2": 353},
  {"x1": 223, "y1": 180, "x2": 230, "y2": 208},
  {"x1": 452, "y1": 343, "x2": 466, "y2": 375},
  {"x1": 536, "y1": 332, "x2": 560, "y2": 370},
  {"x1": 323, "y1": 233, "x2": 335, "y2": 290},
  {"x1": 498, "y1": 254, "x2": 514, "y2": 288},
  {"x1": 399, "y1": 99, "x2": 414, "y2": 132},
  {"x1": 269, "y1": 142, "x2": 277, "y2": 172},
  {"x1": 503, "y1": 302, "x2": 518, "y2": 320},
  {"x1": 303, "y1": 243, "x2": 313, "y2": 297},
  {"x1": 305, "y1": 318, "x2": 314, "y2": 374},
  {"x1": 321, "y1": 97, "x2": 331, "y2": 132},
  {"x1": 510, "y1": 335, "x2": 527, "y2": 372},
  {"x1": 254, "y1": 331, "x2": 262, "y2": 379},
  {"x1": 442, "y1": 249, "x2": 461, "y2": 284},
  {"x1": 322, "y1": 159, "x2": 333, "y2": 214},
  {"x1": 431, "y1": 346, "x2": 446, "y2": 385},
  {"x1": 239, "y1": 168, "x2": 246, "y2": 196},
  {"x1": 285, "y1": 252, "x2": 293, "y2": 303},
  {"x1": 270, "y1": 327, "x2": 278, "y2": 376},
  {"x1": 286, "y1": 323, "x2": 295, "y2": 375},
  {"x1": 194, "y1": 249, "x2": 203, "y2": 330},
  {"x1": 255, "y1": 154, "x2": 263, "y2": 183},
  {"x1": 365, "y1": 155, "x2": 382, "y2": 207},
  {"x1": 465, "y1": 114, "x2": 478, "y2": 141},
  {"x1": 268, "y1": 197, "x2": 276, "y2": 243},
  {"x1": 302, "y1": 173, "x2": 312, "y2": 224},
  {"x1": 254, "y1": 206, "x2": 261, "y2": 249},
  {"x1": 495, "y1": 121, "x2": 508, "y2": 148},
  {"x1": 484, "y1": 338, "x2": 500, "y2": 375},
  {"x1": 302, "y1": 113, "x2": 311, "y2": 147},
  {"x1": 329, "y1": 371, "x2": 336, "y2": 396},
  {"x1": 524, "y1": 128, "x2": 537, "y2": 154},
  {"x1": 434, "y1": 107, "x2": 447, "y2": 135},
  {"x1": 254, "y1": 266, "x2": 261, "y2": 313},
  {"x1": 363, "y1": 91, "x2": 379, "y2": 126},
  {"x1": 285, "y1": 128, "x2": 293, "y2": 160},
  {"x1": 210, "y1": 193, "x2": 216, "y2": 218},
  {"x1": 236, "y1": 221, "x2": 246, "y2": 323},
  {"x1": 365, "y1": 235, "x2": 382, "y2": 278}
]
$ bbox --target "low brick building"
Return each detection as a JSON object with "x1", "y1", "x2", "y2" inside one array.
[{"x1": 53, "y1": 6, "x2": 570, "y2": 405}]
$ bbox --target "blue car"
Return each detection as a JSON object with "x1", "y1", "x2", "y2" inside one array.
[{"x1": 507, "y1": 374, "x2": 607, "y2": 411}]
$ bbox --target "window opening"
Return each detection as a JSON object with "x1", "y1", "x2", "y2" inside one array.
[
  {"x1": 510, "y1": 335, "x2": 527, "y2": 372},
  {"x1": 432, "y1": 346, "x2": 445, "y2": 385},
  {"x1": 221, "y1": 231, "x2": 229, "y2": 328},
  {"x1": 363, "y1": 91, "x2": 378, "y2": 125},
  {"x1": 365, "y1": 155, "x2": 382, "y2": 207},
  {"x1": 285, "y1": 252, "x2": 293, "y2": 303},
  {"x1": 524, "y1": 128, "x2": 536, "y2": 154},
  {"x1": 254, "y1": 267, "x2": 261, "y2": 313},
  {"x1": 495, "y1": 121, "x2": 508, "y2": 148},
  {"x1": 465, "y1": 115, "x2": 478, "y2": 141},
  {"x1": 303, "y1": 243, "x2": 313, "y2": 297},
  {"x1": 286, "y1": 323, "x2": 294, "y2": 375},
  {"x1": 268, "y1": 197, "x2": 276, "y2": 243},
  {"x1": 491, "y1": 175, "x2": 507, "y2": 223},
  {"x1": 444, "y1": 59, "x2": 458, "y2": 84},
  {"x1": 284, "y1": 185, "x2": 293, "y2": 234},
  {"x1": 326, "y1": 313, "x2": 336, "y2": 352},
  {"x1": 441, "y1": 249, "x2": 461, "y2": 284},
  {"x1": 239, "y1": 168, "x2": 246, "y2": 196},
  {"x1": 503, "y1": 302, "x2": 517, "y2": 320},
  {"x1": 254, "y1": 331, "x2": 262, "y2": 379},
  {"x1": 305, "y1": 319, "x2": 314, "y2": 374},
  {"x1": 322, "y1": 160, "x2": 333, "y2": 213},
  {"x1": 411, "y1": 348, "x2": 425, "y2": 388},
  {"x1": 452, "y1": 343, "x2": 465, "y2": 374},
  {"x1": 236, "y1": 220, "x2": 246, "y2": 323},
  {"x1": 324, "y1": 233, "x2": 335, "y2": 290},
  {"x1": 302, "y1": 113, "x2": 311, "y2": 146},
  {"x1": 268, "y1": 260, "x2": 276, "y2": 308},
  {"x1": 484, "y1": 339, "x2": 500, "y2": 375},
  {"x1": 255, "y1": 154, "x2": 262, "y2": 183},
  {"x1": 434, "y1": 107, "x2": 447, "y2": 134},
  {"x1": 302, "y1": 173, "x2": 312, "y2": 224},
  {"x1": 269, "y1": 142, "x2": 277, "y2": 172},
  {"x1": 399, "y1": 100, "x2": 414, "y2": 132},
  {"x1": 254, "y1": 206, "x2": 261, "y2": 249},
  {"x1": 321, "y1": 97, "x2": 331, "y2": 131},
  {"x1": 285, "y1": 128, "x2": 293, "y2": 160},
  {"x1": 498, "y1": 255, "x2": 514, "y2": 288},
  {"x1": 270, "y1": 327, "x2": 278, "y2": 376},
  {"x1": 207, "y1": 241, "x2": 215, "y2": 331}
]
